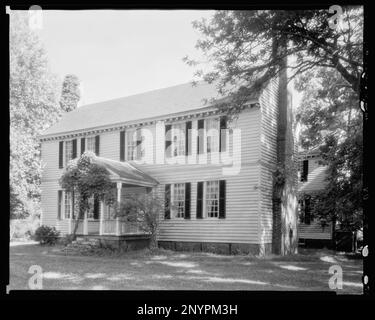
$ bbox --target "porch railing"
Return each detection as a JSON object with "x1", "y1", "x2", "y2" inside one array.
[{"x1": 101, "y1": 219, "x2": 143, "y2": 235}]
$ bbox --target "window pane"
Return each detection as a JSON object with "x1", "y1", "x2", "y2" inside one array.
[
  {"x1": 64, "y1": 192, "x2": 71, "y2": 219},
  {"x1": 206, "y1": 118, "x2": 219, "y2": 153},
  {"x1": 65, "y1": 141, "x2": 73, "y2": 165},
  {"x1": 173, "y1": 183, "x2": 185, "y2": 218},
  {"x1": 172, "y1": 123, "x2": 185, "y2": 156},
  {"x1": 206, "y1": 181, "x2": 219, "y2": 217},
  {"x1": 86, "y1": 137, "x2": 95, "y2": 152},
  {"x1": 126, "y1": 130, "x2": 137, "y2": 160}
]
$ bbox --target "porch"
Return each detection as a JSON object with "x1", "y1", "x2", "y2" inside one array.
[{"x1": 65, "y1": 156, "x2": 159, "y2": 237}]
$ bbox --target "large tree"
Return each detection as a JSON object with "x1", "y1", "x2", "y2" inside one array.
[
  {"x1": 185, "y1": 7, "x2": 363, "y2": 114},
  {"x1": 186, "y1": 7, "x2": 364, "y2": 253},
  {"x1": 10, "y1": 12, "x2": 61, "y2": 218},
  {"x1": 296, "y1": 67, "x2": 362, "y2": 231}
]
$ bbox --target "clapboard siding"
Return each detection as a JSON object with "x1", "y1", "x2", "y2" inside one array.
[
  {"x1": 258, "y1": 77, "x2": 279, "y2": 244},
  {"x1": 298, "y1": 157, "x2": 328, "y2": 193},
  {"x1": 298, "y1": 221, "x2": 332, "y2": 240},
  {"x1": 41, "y1": 105, "x2": 264, "y2": 243}
]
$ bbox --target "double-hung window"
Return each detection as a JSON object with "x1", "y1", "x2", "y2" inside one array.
[
  {"x1": 171, "y1": 123, "x2": 185, "y2": 157},
  {"x1": 86, "y1": 137, "x2": 96, "y2": 153},
  {"x1": 87, "y1": 196, "x2": 100, "y2": 219},
  {"x1": 64, "y1": 191, "x2": 72, "y2": 219},
  {"x1": 65, "y1": 140, "x2": 73, "y2": 165},
  {"x1": 206, "y1": 118, "x2": 220, "y2": 153},
  {"x1": 172, "y1": 183, "x2": 185, "y2": 218},
  {"x1": 126, "y1": 130, "x2": 137, "y2": 160},
  {"x1": 205, "y1": 180, "x2": 220, "y2": 218}
]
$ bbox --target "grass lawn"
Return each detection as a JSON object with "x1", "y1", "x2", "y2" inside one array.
[{"x1": 9, "y1": 241, "x2": 363, "y2": 293}]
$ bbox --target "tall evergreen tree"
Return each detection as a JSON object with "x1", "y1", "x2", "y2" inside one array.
[{"x1": 60, "y1": 74, "x2": 81, "y2": 112}]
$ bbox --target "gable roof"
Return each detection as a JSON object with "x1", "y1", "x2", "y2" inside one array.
[{"x1": 41, "y1": 81, "x2": 250, "y2": 138}]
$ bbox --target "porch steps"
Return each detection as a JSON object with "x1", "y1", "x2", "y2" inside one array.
[{"x1": 61, "y1": 237, "x2": 102, "y2": 256}]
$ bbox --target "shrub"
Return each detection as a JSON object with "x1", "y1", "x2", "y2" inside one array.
[{"x1": 34, "y1": 225, "x2": 60, "y2": 245}]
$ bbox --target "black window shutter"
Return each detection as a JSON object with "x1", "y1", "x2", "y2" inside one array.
[
  {"x1": 185, "y1": 121, "x2": 192, "y2": 155},
  {"x1": 95, "y1": 135, "x2": 100, "y2": 156},
  {"x1": 197, "y1": 119, "x2": 205, "y2": 154},
  {"x1": 164, "y1": 184, "x2": 171, "y2": 219},
  {"x1": 165, "y1": 124, "x2": 172, "y2": 157},
  {"x1": 184, "y1": 182, "x2": 191, "y2": 219},
  {"x1": 59, "y1": 141, "x2": 64, "y2": 168},
  {"x1": 80, "y1": 138, "x2": 85, "y2": 155},
  {"x1": 196, "y1": 181, "x2": 203, "y2": 219},
  {"x1": 219, "y1": 180, "x2": 226, "y2": 219},
  {"x1": 57, "y1": 190, "x2": 62, "y2": 220},
  {"x1": 219, "y1": 116, "x2": 227, "y2": 152},
  {"x1": 71, "y1": 191, "x2": 75, "y2": 219},
  {"x1": 93, "y1": 195, "x2": 100, "y2": 219},
  {"x1": 120, "y1": 130, "x2": 125, "y2": 161},
  {"x1": 301, "y1": 160, "x2": 309, "y2": 182},
  {"x1": 72, "y1": 139, "x2": 77, "y2": 159}
]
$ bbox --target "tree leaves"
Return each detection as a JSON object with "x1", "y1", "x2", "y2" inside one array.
[{"x1": 10, "y1": 12, "x2": 61, "y2": 218}]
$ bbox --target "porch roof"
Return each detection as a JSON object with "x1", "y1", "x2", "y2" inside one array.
[{"x1": 93, "y1": 156, "x2": 158, "y2": 187}]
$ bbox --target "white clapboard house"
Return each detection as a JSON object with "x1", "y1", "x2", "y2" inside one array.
[{"x1": 39, "y1": 78, "x2": 293, "y2": 255}]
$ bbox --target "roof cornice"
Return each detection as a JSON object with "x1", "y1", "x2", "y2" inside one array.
[{"x1": 39, "y1": 101, "x2": 259, "y2": 142}]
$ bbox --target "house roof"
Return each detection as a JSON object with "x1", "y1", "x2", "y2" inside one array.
[
  {"x1": 93, "y1": 156, "x2": 158, "y2": 187},
  {"x1": 41, "y1": 81, "x2": 256, "y2": 138}
]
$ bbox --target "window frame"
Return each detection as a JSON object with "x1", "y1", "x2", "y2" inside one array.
[
  {"x1": 87, "y1": 195, "x2": 100, "y2": 220},
  {"x1": 204, "y1": 180, "x2": 220, "y2": 218},
  {"x1": 206, "y1": 117, "x2": 220, "y2": 154},
  {"x1": 65, "y1": 140, "x2": 73, "y2": 166},
  {"x1": 126, "y1": 129, "x2": 137, "y2": 161},
  {"x1": 64, "y1": 191, "x2": 72, "y2": 220},
  {"x1": 171, "y1": 122, "x2": 186, "y2": 158},
  {"x1": 171, "y1": 183, "x2": 186, "y2": 219},
  {"x1": 86, "y1": 136, "x2": 96, "y2": 153}
]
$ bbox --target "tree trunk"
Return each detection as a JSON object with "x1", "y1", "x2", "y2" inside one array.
[{"x1": 271, "y1": 36, "x2": 298, "y2": 255}]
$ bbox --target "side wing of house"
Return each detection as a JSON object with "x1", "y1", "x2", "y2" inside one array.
[{"x1": 297, "y1": 155, "x2": 332, "y2": 242}]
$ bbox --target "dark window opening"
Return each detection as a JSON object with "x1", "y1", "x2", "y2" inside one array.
[{"x1": 300, "y1": 160, "x2": 309, "y2": 182}]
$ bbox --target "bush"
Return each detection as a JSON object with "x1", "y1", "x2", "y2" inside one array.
[{"x1": 34, "y1": 225, "x2": 60, "y2": 245}]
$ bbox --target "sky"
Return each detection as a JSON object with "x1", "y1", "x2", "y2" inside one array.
[{"x1": 37, "y1": 10, "x2": 215, "y2": 106}]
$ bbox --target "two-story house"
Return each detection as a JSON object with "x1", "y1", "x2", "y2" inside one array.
[{"x1": 39, "y1": 77, "x2": 297, "y2": 255}]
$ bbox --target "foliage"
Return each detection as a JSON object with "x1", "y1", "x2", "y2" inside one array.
[
  {"x1": 115, "y1": 193, "x2": 164, "y2": 250},
  {"x1": 59, "y1": 152, "x2": 116, "y2": 233},
  {"x1": 296, "y1": 67, "x2": 362, "y2": 231},
  {"x1": 10, "y1": 216, "x2": 40, "y2": 240},
  {"x1": 185, "y1": 8, "x2": 363, "y2": 116},
  {"x1": 10, "y1": 11, "x2": 61, "y2": 219},
  {"x1": 34, "y1": 225, "x2": 60, "y2": 245},
  {"x1": 60, "y1": 74, "x2": 81, "y2": 112}
]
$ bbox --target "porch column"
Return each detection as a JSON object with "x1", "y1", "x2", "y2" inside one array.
[
  {"x1": 83, "y1": 210, "x2": 88, "y2": 235},
  {"x1": 116, "y1": 182, "x2": 122, "y2": 236},
  {"x1": 99, "y1": 201, "x2": 104, "y2": 235}
]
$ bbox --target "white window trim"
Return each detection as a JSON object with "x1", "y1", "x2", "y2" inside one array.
[
  {"x1": 204, "y1": 180, "x2": 220, "y2": 219},
  {"x1": 65, "y1": 140, "x2": 73, "y2": 167},
  {"x1": 63, "y1": 190, "x2": 72, "y2": 220},
  {"x1": 171, "y1": 183, "x2": 186, "y2": 219},
  {"x1": 125, "y1": 129, "x2": 137, "y2": 161},
  {"x1": 171, "y1": 122, "x2": 186, "y2": 158},
  {"x1": 86, "y1": 136, "x2": 96, "y2": 153},
  {"x1": 206, "y1": 117, "x2": 220, "y2": 154}
]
